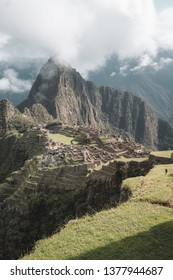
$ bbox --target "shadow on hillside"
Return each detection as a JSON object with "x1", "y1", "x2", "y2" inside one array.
[{"x1": 70, "y1": 220, "x2": 173, "y2": 260}]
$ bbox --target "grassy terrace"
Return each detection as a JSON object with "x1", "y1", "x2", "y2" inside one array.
[
  {"x1": 150, "y1": 150, "x2": 173, "y2": 158},
  {"x1": 48, "y1": 133, "x2": 76, "y2": 145},
  {"x1": 118, "y1": 156, "x2": 148, "y2": 162},
  {"x1": 23, "y1": 163, "x2": 173, "y2": 260}
]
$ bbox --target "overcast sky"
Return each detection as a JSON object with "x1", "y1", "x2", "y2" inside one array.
[{"x1": 0, "y1": 0, "x2": 173, "y2": 76}]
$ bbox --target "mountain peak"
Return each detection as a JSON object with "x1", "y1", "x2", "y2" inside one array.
[{"x1": 17, "y1": 58, "x2": 173, "y2": 149}]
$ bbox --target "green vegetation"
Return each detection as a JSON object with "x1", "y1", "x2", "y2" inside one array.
[
  {"x1": 48, "y1": 133, "x2": 76, "y2": 145},
  {"x1": 8, "y1": 114, "x2": 34, "y2": 133},
  {"x1": 23, "y1": 164, "x2": 173, "y2": 260},
  {"x1": 123, "y1": 164, "x2": 173, "y2": 207},
  {"x1": 150, "y1": 150, "x2": 173, "y2": 158},
  {"x1": 0, "y1": 183, "x2": 9, "y2": 189},
  {"x1": 118, "y1": 156, "x2": 148, "y2": 162},
  {"x1": 45, "y1": 120, "x2": 62, "y2": 128},
  {"x1": 30, "y1": 104, "x2": 53, "y2": 124}
]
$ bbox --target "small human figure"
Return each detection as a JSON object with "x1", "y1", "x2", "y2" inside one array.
[{"x1": 165, "y1": 169, "x2": 168, "y2": 175}]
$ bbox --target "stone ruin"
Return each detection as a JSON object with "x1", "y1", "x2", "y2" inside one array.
[{"x1": 41, "y1": 124, "x2": 149, "y2": 170}]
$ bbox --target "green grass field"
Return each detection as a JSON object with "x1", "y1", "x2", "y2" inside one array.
[
  {"x1": 22, "y1": 164, "x2": 173, "y2": 260},
  {"x1": 123, "y1": 164, "x2": 173, "y2": 207},
  {"x1": 48, "y1": 133, "x2": 76, "y2": 145},
  {"x1": 150, "y1": 150, "x2": 173, "y2": 158}
]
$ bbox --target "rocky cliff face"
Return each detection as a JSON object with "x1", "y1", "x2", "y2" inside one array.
[
  {"x1": 88, "y1": 52, "x2": 173, "y2": 123},
  {"x1": 18, "y1": 59, "x2": 158, "y2": 147},
  {"x1": 18, "y1": 58, "x2": 173, "y2": 149},
  {"x1": 18, "y1": 59, "x2": 100, "y2": 128},
  {"x1": 0, "y1": 99, "x2": 53, "y2": 136}
]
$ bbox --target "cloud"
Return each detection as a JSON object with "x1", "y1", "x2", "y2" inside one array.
[
  {"x1": 119, "y1": 65, "x2": 129, "y2": 76},
  {"x1": 0, "y1": 32, "x2": 10, "y2": 48},
  {"x1": 159, "y1": 57, "x2": 173, "y2": 67},
  {"x1": 0, "y1": 0, "x2": 173, "y2": 75},
  {"x1": 0, "y1": 69, "x2": 32, "y2": 93},
  {"x1": 130, "y1": 54, "x2": 173, "y2": 72},
  {"x1": 0, "y1": 32, "x2": 11, "y2": 60},
  {"x1": 110, "y1": 72, "x2": 116, "y2": 77},
  {"x1": 156, "y1": 7, "x2": 173, "y2": 50}
]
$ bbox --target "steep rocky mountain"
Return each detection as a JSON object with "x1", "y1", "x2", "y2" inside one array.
[
  {"x1": 18, "y1": 58, "x2": 173, "y2": 150},
  {"x1": 88, "y1": 52, "x2": 173, "y2": 122}
]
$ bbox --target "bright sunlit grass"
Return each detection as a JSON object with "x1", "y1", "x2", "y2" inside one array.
[
  {"x1": 150, "y1": 150, "x2": 173, "y2": 158},
  {"x1": 48, "y1": 133, "x2": 76, "y2": 145},
  {"x1": 22, "y1": 164, "x2": 173, "y2": 260},
  {"x1": 123, "y1": 164, "x2": 173, "y2": 207}
]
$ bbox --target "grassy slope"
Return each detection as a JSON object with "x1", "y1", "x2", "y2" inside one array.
[
  {"x1": 123, "y1": 164, "x2": 173, "y2": 207},
  {"x1": 150, "y1": 150, "x2": 173, "y2": 158},
  {"x1": 23, "y1": 164, "x2": 173, "y2": 260},
  {"x1": 48, "y1": 133, "x2": 75, "y2": 145}
]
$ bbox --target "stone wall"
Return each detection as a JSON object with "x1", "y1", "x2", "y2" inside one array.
[
  {"x1": 149, "y1": 154, "x2": 173, "y2": 164},
  {"x1": 0, "y1": 99, "x2": 16, "y2": 136}
]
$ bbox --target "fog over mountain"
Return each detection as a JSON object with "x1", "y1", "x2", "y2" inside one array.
[
  {"x1": 0, "y1": 0, "x2": 173, "y2": 75},
  {"x1": 0, "y1": 0, "x2": 173, "y2": 119}
]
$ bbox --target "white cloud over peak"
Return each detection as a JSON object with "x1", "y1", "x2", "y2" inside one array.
[
  {"x1": 110, "y1": 72, "x2": 116, "y2": 77},
  {"x1": 0, "y1": 69, "x2": 32, "y2": 93},
  {"x1": 119, "y1": 65, "x2": 129, "y2": 76},
  {"x1": 0, "y1": 0, "x2": 173, "y2": 74},
  {"x1": 130, "y1": 54, "x2": 173, "y2": 73}
]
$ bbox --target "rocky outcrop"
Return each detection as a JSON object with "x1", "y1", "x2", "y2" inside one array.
[
  {"x1": 0, "y1": 99, "x2": 53, "y2": 137},
  {"x1": 0, "y1": 128, "x2": 49, "y2": 183},
  {"x1": 0, "y1": 99, "x2": 55, "y2": 182},
  {"x1": 18, "y1": 58, "x2": 173, "y2": 149},
  {"x1": 157, "y1": 119, "x2": 173, "y2": 150}
]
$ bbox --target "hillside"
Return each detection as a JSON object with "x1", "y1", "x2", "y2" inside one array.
[
  {"x1": 23, "y1": 163, "x2": 173, "y2": 260},
  {"x1": 0, "y1": 106, "x2": 173, "y2": 260},
  {"x1": 0, "y1": 58, "x2": 173, "y2": 260},
  {"x1": 0, "y1": 114, "x2": 152, "y2": 259}
]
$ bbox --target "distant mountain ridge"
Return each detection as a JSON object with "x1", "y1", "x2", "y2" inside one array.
[
  {"x1": 88, "y1": 52, "x2": 173, "y2": 122},
  {"x1": 18, "y1": 58, "x2": 173, "y2": 150}
]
